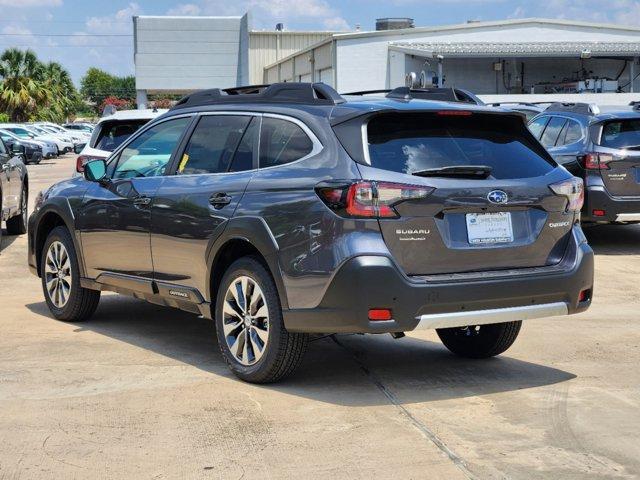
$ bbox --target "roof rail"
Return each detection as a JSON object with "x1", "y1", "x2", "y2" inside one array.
[
  {"x1": 545, "y1": 102, "x2": 600, "y2": 115},
  {"x1": 489, "y1": 102, "x2": 538, "y2": 107},
  {"x1": 342, "y1": 87, "x2": 484, "y2": 105},
  {"x1": 172, "y1": 82, "x2": 345, "y2": 110}
]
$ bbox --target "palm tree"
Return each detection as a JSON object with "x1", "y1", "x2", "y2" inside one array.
[
  {"x1": 0, "y1": 48, "x2": 51, "y2": 122},
  {"x1": 39, "y1": 61, "x2": 78, "y2": 122}
]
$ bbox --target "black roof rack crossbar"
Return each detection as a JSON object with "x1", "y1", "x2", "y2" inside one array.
[
  {"x1": 172, "y1": 82, "x2": 345, "y2": 110},
  {"x1": 341, "y1": 87, "x2": 484, "y2": 105},
  {"x1": 544, "y1": 102, "x2": 600, "y2": 115}
]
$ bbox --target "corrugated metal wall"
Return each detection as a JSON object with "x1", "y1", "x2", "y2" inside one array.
[{"x1": 249, "y1": 32, "x2": 333, "y2": 83}]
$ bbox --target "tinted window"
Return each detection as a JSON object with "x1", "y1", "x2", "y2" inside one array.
[
  {"x1": 528, "y1": 116, "x2": 549, "y2": 139},
  {"x1": 178, "y1": 115, "x2": 251, "y2": 175},
  {"x1": 260, "y1": 117, "x2": 313, "y2": 168},
  {"x1": 113, "y1": 117, "x2": 190, "y2": 179},
  {"x1": 540, "y1": 117, "x2": 567, "y2": 147},
  {"x1": 366, "y1": 112, "x2": 555, "y2": 180},
  {"x1": 7, "y1": 128, "x2": 32, "y2": 139},
  {"x1": 600, "y1": 119, "x2": 640, "y2": 149},
  {"x1": 94, "y1": 119, "x2": 150, "y2": 152},
  {"x1": 559, "y1": 119, "x2": 583, "y2": 145},
  {"x1": 230, "y1": 117, "x2": 258, "y2": 172},
  {"x1": 0, "y1": 139, "x2": 6, "y2": 154}
]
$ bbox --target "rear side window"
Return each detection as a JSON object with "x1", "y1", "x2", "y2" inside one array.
[
  {"x1": 94, "y1": 120, "x2": 150, "y2": 152},
  {"x1": 528, "y1": 116, "x2": 549, "y2": 139},
  {"x1": 366, "y1": 112, "x2": 555, "y2": 180},
  {"x1": 178, "y1": 115, "x2": 251, "y2": 175},
  {"x1": 600, "y1": 119, "x2": 640, "y2": 149},
  {"x1": 559, "y1": 119, "x2": 583, "y2": 145},
  {"x1": 540, "y1": 117, "x2": 567, "y2": 147},
  {"x1": 260, "y1": 117, "x2": 313, "y2": 168}
]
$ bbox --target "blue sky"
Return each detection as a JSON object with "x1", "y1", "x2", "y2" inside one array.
[{"x1": 2, "y1": 0, "x2": 639, "y2": 85}]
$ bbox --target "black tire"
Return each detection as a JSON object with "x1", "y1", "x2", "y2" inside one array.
[
  {"x1": 6, "y1": 182, "x2": 27, "y2": 235},
  {"x1": 40, "y1": 226, "x2": 100, "y2": 322},
  {"x1": 215, "y1": 256, "x2": 308, "y2": 383},
  {"x1": 436, "y1": 321, "x2": 522, "y2": 359}
]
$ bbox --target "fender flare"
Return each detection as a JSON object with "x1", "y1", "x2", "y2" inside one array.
[
  {"x1": 205, "y1": 216, "x2": 289, "y2": 309},
  {"x1": 33, "y1": 199, "x2": 85, "y2": 277}
]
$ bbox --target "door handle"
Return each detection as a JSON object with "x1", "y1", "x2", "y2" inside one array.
[
  {"x1": 209, "y1": 193, "x2": 232, "y2": 208},
  {"x1": 133, "y1": 196, "x2": 152, "y2": 207}
]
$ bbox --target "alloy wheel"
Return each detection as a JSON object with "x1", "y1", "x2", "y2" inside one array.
[
  {"x1": 222, "y1": 275, "x2": 269, "y2": 366},
  {"x1": 44, "y1": 241, "x2": 72, "y2": 308}
]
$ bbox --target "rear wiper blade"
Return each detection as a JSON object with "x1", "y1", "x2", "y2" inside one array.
[{"x1": 411, "y1": 165, "x2": 493, "y2": 178}]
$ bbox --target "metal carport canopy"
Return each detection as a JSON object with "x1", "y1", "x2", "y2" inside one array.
[{"x1": 389, "y1": 41, "x2": 640, "y2": 58}]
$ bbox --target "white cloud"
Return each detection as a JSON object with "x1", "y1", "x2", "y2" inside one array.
[
  {"x1": 323, "y1": 16, "x2": 350, "y2": 31},
  {"x1": 0, "y1": 0, "x2": 61, "y2": 5},
  {"x1": 1, "y1": 24, "x2": 37, "y2": 45},
  {"x1": 167, "y1": 3, "x2": 202, "y2": 16},
  {"x1": 85, "y1": 2, "x2": 142, "y2": 34}
]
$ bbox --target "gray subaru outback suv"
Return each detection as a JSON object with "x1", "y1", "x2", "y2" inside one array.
[{"x1": 28, "y1": 83, "x2": 594, "y2": 383}]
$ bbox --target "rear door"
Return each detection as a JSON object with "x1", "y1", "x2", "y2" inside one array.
[
  {"x1": 358, "y1": 111, "x2": 574, "y2": 276},
  {"x1": 150, "y1": 114, "x2": 258, "y2": 295},
  {"x1": 595, "y1": 118, "x2": 640, "y2": 197}
]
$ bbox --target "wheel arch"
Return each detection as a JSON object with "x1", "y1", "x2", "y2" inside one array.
[
  {"x1": 34, "y1": 202, "x2": 83, "y2": 278},
  {"x1": 207, "y1": 217, "x2": 287, "y2": 313}
]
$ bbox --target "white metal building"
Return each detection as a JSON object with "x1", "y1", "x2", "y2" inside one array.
[
  {"x1": 133, "y1": 14, "x2": 333, "y2": 107},
  {"x1": 264, "y1": 18, "x2": 640, "y2": 104}
]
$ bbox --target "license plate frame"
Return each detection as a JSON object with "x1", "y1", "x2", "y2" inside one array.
[{"x1": 466, "y1": 212, "x2": 514, "y2": 245}]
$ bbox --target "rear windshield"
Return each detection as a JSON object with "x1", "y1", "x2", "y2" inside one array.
[
  {"x1": 93, "y1": 119, "x2": 150, "y2": 152},
  {"x1": 600, "y1": 119, "x2": 640, "y2": 149},
  {"x1": 366, "y1": 112, "x2": 556, "y2": 179}
]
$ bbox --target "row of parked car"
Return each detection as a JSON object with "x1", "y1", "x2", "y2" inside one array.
[{"x1": 0, "y1": 121, "x2": 94, "y2": 164}]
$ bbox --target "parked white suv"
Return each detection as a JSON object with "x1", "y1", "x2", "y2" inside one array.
[
  {"x1": 75, "y1": 109, "x2": 167, "y2": 174},
  {"x1": 0, "y1": 124, "x2": 73, "y2": 155}
]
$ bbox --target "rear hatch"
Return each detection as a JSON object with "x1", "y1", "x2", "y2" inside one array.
[
  {"x1": 593, "y1": 118, "x2": 640, "y2": 197},
  {"x1": 336, "y1": 110, "x2": 579, "y2": 276}
]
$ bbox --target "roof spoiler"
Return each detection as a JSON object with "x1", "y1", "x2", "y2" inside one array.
[{"x1": 545, "y1": 102, "x2": 600, "y2": 115}]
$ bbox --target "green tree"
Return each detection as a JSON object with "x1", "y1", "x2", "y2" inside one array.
[
  {"x1": 80, "y1": 68, "x2": 135, "y2": 113},
  {"x1": 37, "y1": 61, "x2": 79, "y2": 122},
  {"x1": 0, "y1": 48, "x2": 51, "y2": 122}
]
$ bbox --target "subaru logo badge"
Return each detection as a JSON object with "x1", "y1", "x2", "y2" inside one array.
[{"x1": 487, "y1": 190, "x2": 508, "y2": 204}]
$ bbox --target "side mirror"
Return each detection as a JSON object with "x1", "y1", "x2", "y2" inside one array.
[
  {"x1": 74, "y1": 143, "x2": 86, "y2": 154},
  {"x1": 84, "y1": 159, "x2": 107, "y2": 183},
  {"x1": 12, "y1": 143, "x2": 25, "y2": 154}
]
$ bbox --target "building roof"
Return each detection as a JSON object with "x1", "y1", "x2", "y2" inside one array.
[
  {"x1": 389, "y1": 41, "x2": 640, "y2": 58},
  {"x1": 332, "y1": 17, "x2": 640, "y2": 40}
]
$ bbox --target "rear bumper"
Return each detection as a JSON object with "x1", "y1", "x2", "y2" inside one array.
[
  {"x1": 583, "y1": 185, "x2": 640, "y2": 223},
  {"x1": 283, "y1": 226, "x2": 593, "y2": 334}
]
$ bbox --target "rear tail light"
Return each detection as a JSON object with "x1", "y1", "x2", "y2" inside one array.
[
  {"x1": 549, "y1": 177, "x2": 584, "y2": 212},
  {"x1": 581, "y1": 153, "x2": 613, "y2": 170},
  {"x1": 316, "y1": 181, "x2": 433, "y2": 218}
]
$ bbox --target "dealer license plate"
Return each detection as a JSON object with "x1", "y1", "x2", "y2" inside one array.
[{"x1": 466, "y1": 212, "x2": 514, "y2": 245}]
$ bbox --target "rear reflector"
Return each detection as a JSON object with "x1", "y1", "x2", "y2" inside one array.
[
  {"x1": 368, "y1": 309, "x2": 393, "y2": 321},
  {"x1": 579, "y1": 289, "x2": 591, "y2": 302},
  {"x1": 593, "y1": 209, "x2": 606, "y2": 217}
]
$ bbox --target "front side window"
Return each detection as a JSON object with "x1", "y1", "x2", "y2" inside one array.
[
  {"x1": 366, "y1": 112, "x2": 555, "y2": 180},
  {"x1": 178, "y1": 115, "x2": 252, "y2": 175},
  {"x1": 113, "y1": 117, "x2": 191, "y2": 180},
  {"x1": 259, "y1": 117, "x2": 314, "y2": 168},
  {"x1": 0, "y1": 138, "x2": 7, "y2": 154}
]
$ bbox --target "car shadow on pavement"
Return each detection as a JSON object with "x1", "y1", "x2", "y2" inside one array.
[
  {"x1": 584, "y1": 223, "x2": 640, "y2": 255},
  {"x1": 26, "y1": 294, "x2": 576, "y2": 406},
  {"x1": 0, "y1": 231, "x2": 19, "y2": 253}
]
